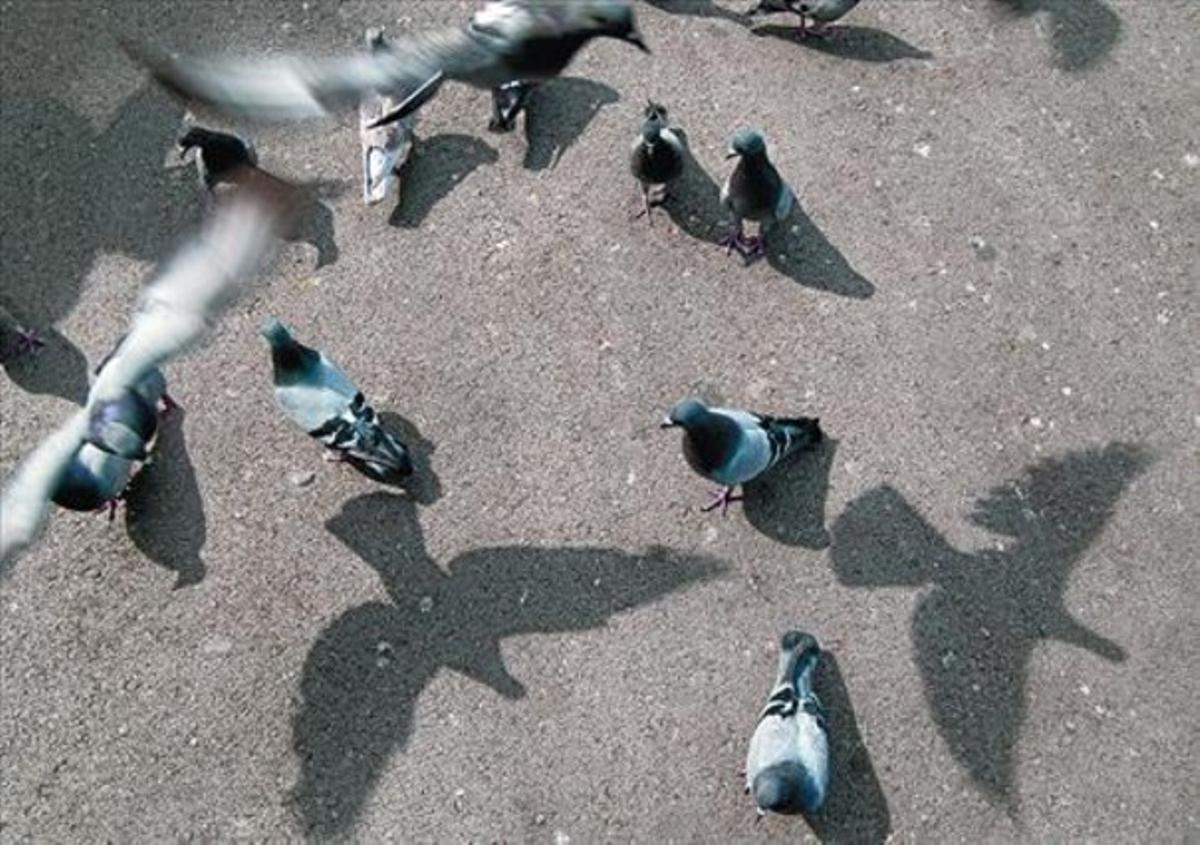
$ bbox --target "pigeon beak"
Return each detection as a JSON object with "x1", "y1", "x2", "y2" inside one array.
[
  {"x1": 659, "y1": 417, "x2": 677, "y2": 430},
  {"x1": 625, "y1": 31, "x2": 651, "y2": 53},
  {"x1": 725, "y1": 150, "x2": 739, "y2": 159}
]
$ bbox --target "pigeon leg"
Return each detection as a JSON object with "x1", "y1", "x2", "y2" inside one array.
[
  {"x1": 107, "y1": 499, "x2": 120, "y2": 523},
  {"x1": 718, "y1": 221, "x2": 746, "y2": 256},
  {"x1": 489, "y1": 81, "x2": 535, "y2": 132},
  {"x1": 701, "y1": 486, "x2": 744, "y2": 515},
  {"x1": 738, "y1": 233, "x2": 766, "y2": 261}
]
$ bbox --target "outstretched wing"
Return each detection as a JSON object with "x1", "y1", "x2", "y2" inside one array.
[{"x1": 0, "y1": 410, "x2": 90, "y2": 572}]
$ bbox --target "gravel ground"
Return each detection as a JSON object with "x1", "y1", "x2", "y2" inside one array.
[{"x1": 1, "y1": 1, "x2": 1197, "y2": 841}]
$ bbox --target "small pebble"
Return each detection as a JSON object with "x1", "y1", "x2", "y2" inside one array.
[
  {"x1": 419, "y1": 596, "x2": 434, "y2": 614},
  {"x1": 289, "y1": 471, "x2": 315, "y2": 488}
]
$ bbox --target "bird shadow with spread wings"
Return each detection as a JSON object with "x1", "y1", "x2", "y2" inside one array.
[
  {"x1": 389, "y1": 134, "x2": 498, "y2": 228},
  {"x1": 991, "y1": 0, "x2": 1121, "y2": 71},
  {"x1": 290, "y1": 492, "x2": 727, "y2": 835},
  {"x1": 124, "y1": 407, "x2": 206, "y2": 589},
  {"x1": 662, "y1": 148, "x2": 874, "y2": 299},
  {"x1": 807, "y1": 650, "x2": 892, "y2": 843},
  {"x1": 830, "y1": 442, "x2": 1150, "y2": 811},
  {"x1": 743, "y1": 437, "x2": 837, "y2": 548},
  {"x1": 523, "y1": 77, "x2": 620, "y2": 172},
  {"x1": 750, "y1": 23, "x2": 932, "y2": 62}
]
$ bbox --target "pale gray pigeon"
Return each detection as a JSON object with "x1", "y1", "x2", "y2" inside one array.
[
  {"x1": 122, "y1": 0, "x2": 649, "y2": 133},
  {"x1": 629, "y1": 101, "x2": 685, "y2": 221},
  {"x1": 359, "y1": 27, "x2": 417, "y2": 205},
  {"x1": 745, "y1": 630, "x2": 830, "y2": 817},
  {"x1": 261, "y1": 318, "x2": 412, "y2": 481},
  {"x1": 661, "y1": 398, "x2": 821, "y2": 513},
  {"x1": 719, "y1": 128, "x2": 794, "y2": 261}
]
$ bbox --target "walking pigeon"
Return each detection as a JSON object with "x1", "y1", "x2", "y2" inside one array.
[
  {"x1": 719, "y1": 129, "x2": 794, "y2": 261},
  {"x1": 122, "y1": 0, "x2": 648, "y2": 133},
  {"x1": 660, "y1": 398, "x2": 821, "y2": 513},
  {"x1": 629, "y1": 101, "x2": 685, "y2": 221},
  {"x1": 260, "y1": 318, "x2": 413, "y2": 481},
  {"x1": 745, "y1": 630, "x2": 830, "y2": 817}
]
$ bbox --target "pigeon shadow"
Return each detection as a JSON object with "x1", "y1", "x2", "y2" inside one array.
[
  {"x1": 123, "y1": 407, "x2": 207, "y2": 589},
  {"x1": 992, "y1": 0, "x2": 1121, "y2": 71},
  {"x1": 0, "y1": 325, "x2": 91, "y2": 403},
  {"x1": 829, "y1": 442, "x2": 1151, "y2": 810},
  {"x1": 345, "y1": 411, "x2": 443, "y2": 504},
  {"x1": 750, "y1": 24, "x2": 933, "y2": 62},
  {"x1": 807, "y1": 651, "x2": 892, "y2": 843},
  {"x1": 641, "y1": 0, "x2": 752, "y2": 26},
  {"x1": 523, "y1": 77, "x2": 620, "y2": 172},
  {"x1": 743, "y1": 437, "x2": 837, "y2": 549},
  {"x1": 290, "y1": 492, "x2": 727, "y2": 836},
  {"x1": 662, "y1": 142, "x2": 727, "y2": 244},
  {"x1": 764, "y1": 205, "x2": 875, "y2": 299},
  {"x1": 290, "y1": 183, "x2": 343, "y2": 271},
  {"x1": 0, "y1": 86, "x2": 196, "y2": 334},
  {"x1": 388, "y1": 134, "x2": 498, "y2": 228}
]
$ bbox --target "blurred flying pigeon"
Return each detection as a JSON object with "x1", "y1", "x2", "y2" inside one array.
[
  {"x1": 83, "y1": 337, "x2": 177, "y2": 461},
  {"x1": 0, "y1": 304, "x2": 45, "y2": 363},
  {"x1": 745, "y1": 630, "x2": 830, "y2": 817},
  {"x1": 1, "y1": 187, "x2": 295, "y2": 571},
  {"x1": 660, "y1": 398, "x2": 821, "y2": 513},
  {"x1": 629, "y1": 101, "x2": 684, "y2": 221},
  {"x1": 359, "y1": 27, "x2": 417, "y2": 205},
  {"x1": 260, "y1": 318, "x2": 413, "y2": 481},
  {"x1": 720, "y1": 129, "x2": 794, "y2": 261},
  {"x1": 122, "y1": 0, "x2": 649, "y2": 134},
  {"x1": 178, "y1": 125, "x2": 258, "y2": 193}
]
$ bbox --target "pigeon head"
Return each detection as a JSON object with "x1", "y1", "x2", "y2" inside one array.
[
  {"x1": 644, "y1": 100, "x2": 668, "y2": 121},
  {"x1": 752, "y1": 768, "x2": 807, "y2": 814},
  {"x1": 584, "y1": 0, "x2": 650, "y2": 53},
  {"x1": 364, "y1": 27, "x2": 387, "y2": 51},
  {"x1": 727, "y1": 128, "x2": 767, "y2": 159},
  {"x1": 781, "y1": 629, "x2": 819, "y2": 656},
  {"x1": 660, "y1": 398, "x2": 709, "y2": 430},
  {"x1": 259, "y1": 317, "x2": 294, "y2": 348},
  {"x1": 178, "y1": 126, "x2": 220, "y2": 158}
]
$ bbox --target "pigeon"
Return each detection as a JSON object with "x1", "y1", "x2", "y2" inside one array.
[
  {"x1": 122, "y1": 0, "x2": 649, "y2": 134},
  {"x1": 745, "y1": 630, "x2": 830, "y2": 818},
  {"x1": 660, "y1": 398, "x2": 821, "y2": 513},
  {"x1": 178, "y1": 125, "x2": 257, "y2": 193},
  {"x1": 83, "y1": 337, "x2": 177, "y2": 461},
  {"x1": 0, "y1": 303, "x2": 45, "y2": 363},
  {"x1": 794, "y1": 0, "x2": 862, "y2": 36},
  {"x1": 629, "y1": 101, "x2": 685, "y2": 221},
  {"x1": 359, "y1": 27, "x2": 417, "y2": 205},
  {"x1": 260, "y1": 318, "x2": 413, "y2": 481},
  {"x1": 720, "y1": 129, "x2": 794, "y2": 261},
  {"x1": 746, "y1": 0, "x2": 799, "y2": 15},
  {"x1": 0, "y1": 188, "x2": 295, "y2": 570}
]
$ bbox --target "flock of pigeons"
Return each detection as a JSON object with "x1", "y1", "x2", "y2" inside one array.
[{"x1": 0, "y1": 0, "x2": 874, "y2": 822}]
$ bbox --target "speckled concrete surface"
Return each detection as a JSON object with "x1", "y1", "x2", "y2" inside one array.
[{"x1": 1, "y1": 1, "x2": 1197, "y2": 841}]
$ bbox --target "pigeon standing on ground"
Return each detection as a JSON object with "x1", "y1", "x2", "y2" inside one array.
[
  {"x1": 629, "y1": 101, "x2": 685, "y2": 221},
  {"x1": 122, "y1": 0, "x2": 649, "y2": 135},
  {"x1": 359, "y1": 27, "x2": 417, "y2": 205},
  {"x1": 794, "y1": 0, "x2": 862, "y2": 37},
  {"x1": 0, "y1": 304, "x2": 45, "y2": 363},
  {"x1": 178, "y1": 125, "x2": 258, "y2": 194},
  {"x1": 260, "y1": 318, "x2": 413, "y2": 481},
  {"x1": 745, "y1": 631, "x2": 830, "y2": 818},
  {"x1": 0, "y1": 189, "x2": 295, "y2": 570},
  {"x1": 720, "y1": 129, "x2": 794, "y2": 261},
  {"x1": 660, "y1": 398, "x2": 821, "y2": 513}
]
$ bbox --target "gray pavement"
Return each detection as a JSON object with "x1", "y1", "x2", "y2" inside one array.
[{"x1": 1, "y1": 0, "x2": 1197, "y2": 840}]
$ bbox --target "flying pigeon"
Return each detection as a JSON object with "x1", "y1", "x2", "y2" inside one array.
[
  {"x1": 0, "y1": 304, "x2": 45, "y2": 363},
  {"x1": 1, "y1": 187, "x2": 295, "y2": 571},
  {"x1": 629, "y1": 101, "x2": 685, "y2": 221},
  {"x1": 720, "y1": 129, "x2": 794, "y2": 261},
  {"x1": 122, "y1": 0, "x2": 649, "y2": 134},
  {"x1": 260, "y1": 318, "x2": 413, "y2": 481},
  {"x1": 660, "y1": 398, "x2": 821, "y2": 514},
  {"x1": 745, "y1": 630, "x2": 830, "y2": 818},
  {"x1": 359, "y1": 27, "x2": 417, "y2": 205},
  {"x1": 83, "y1": 337, "x2": 177, "y2": 461}
]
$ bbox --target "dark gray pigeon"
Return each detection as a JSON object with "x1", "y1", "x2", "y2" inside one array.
[
  {"x1": 748, "y1": 0, "x2": 862, "y2": 36},
  {"x1": 123, "y1": 0, "x2": 649, "y2": 134},
  {"x1": 720, "y1": 128, "x2": 794, "y2": 261},
  {"x1": 1, "y1": 188, "x2": 295, "y2": 571},
  {"x1": 660, "y1": 398, "x2": 821, "y2": 514},
  {"x1": 0, "y1": 304, "x2": 45, "y2": 363},
  {"x1": 261, "y1": 318, "x2": 412, "y2": 481},
  {"x1": 629, "y1": 101, "x2": 685, "y2": 221},
  {"x1": 83, "y1": 336, "x2": 177, "y2": 461},
  {"x1": 178, "y1": 125, "x2": 258, "y2": 194},
  {"x1": 359, "y1": 27, "x2": 417, "y2": 205},
  {"x1": 745, "y1": 631, "x2": 830, "y2": 818}
]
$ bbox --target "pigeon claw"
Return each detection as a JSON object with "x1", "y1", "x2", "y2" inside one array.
[
  {"x1": 718, "y1": 231, "x2": 765, "y2": 263},
  {"x1": 2, "y1": 326, "x2": 46, "y2": 362},
  {"x1": 701, "y1": 486, "x2": 743, "y2": 515}
]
